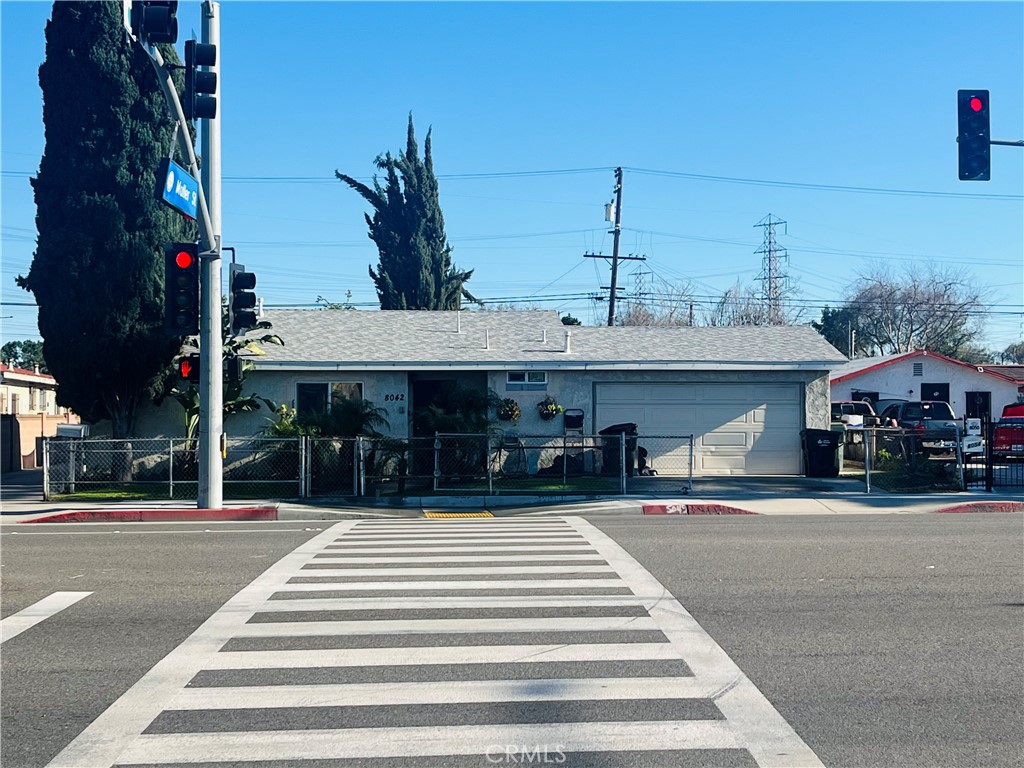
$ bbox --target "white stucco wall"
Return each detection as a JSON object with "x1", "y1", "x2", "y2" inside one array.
[
  {"x1": 95, "y1": 367, "x2": 834, "y2": 439},
  {"x1": 830, "y1": 357, "x2": 1021, "y2": 418},
  {"x1": 489, "y1": 369, "x2": 831, "y2": 435}
]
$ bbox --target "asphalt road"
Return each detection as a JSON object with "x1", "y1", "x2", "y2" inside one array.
[{"x1": 1, "y1": 514, "x2": 1021, "y2": 768}]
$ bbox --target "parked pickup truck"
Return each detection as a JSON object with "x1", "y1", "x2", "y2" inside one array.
[
  {"x1": 878, "y1": 400, "x2": 961, "y2": 455},
  {"x1": 993, "y1": 403, "x2": 1024, "y2": 459}
]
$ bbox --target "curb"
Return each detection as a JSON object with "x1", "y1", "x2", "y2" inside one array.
[
  {"x1": 19, "y1": 507, "x2": 279, "y2": 524},
  {"x1": 642, "y1": 502, "x2": 759, "y2": 516},
  {"x1": 933, "y1": 501, "x2": 1024, "y2": 514}
]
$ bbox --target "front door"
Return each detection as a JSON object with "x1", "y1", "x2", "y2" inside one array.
[
  {"x1": 964, "y1": 391, "x2": 991, "y2": 421},
  {"x1": 921, "y1": 382, "x2": 950, "y2": 403}
]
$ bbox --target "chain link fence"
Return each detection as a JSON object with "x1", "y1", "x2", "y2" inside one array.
[
  {"x1": 44, "y1": 437, "x2": 300, "y2": 500},
  {"x1": 43, "y1": 432, "x2": 694, "y2": 500},
  {"x1": 858, "y1": 427, "x2": 965, "y2": 493}
]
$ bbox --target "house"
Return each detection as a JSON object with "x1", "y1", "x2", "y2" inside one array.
[
  {"x1": 202, "y1": 310, "x2": 846, "y2": 476},
  {"x1": 829, "y1": 350, "x2": 1024, "y2": 421},
  {"x1": 0, "y1": 361, "x2": 77, "y2": 471}
]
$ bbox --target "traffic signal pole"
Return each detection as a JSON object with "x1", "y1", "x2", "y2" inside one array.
[
  {"x1": 198, "y1": 0, "x2": 223, "y2": 509},
  {"x1": 136, "y1": 7, "x2": 223, "y2": 509}
]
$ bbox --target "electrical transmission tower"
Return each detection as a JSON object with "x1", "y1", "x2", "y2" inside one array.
[{"x1": 754, "y1": 214, "x2": 790, "y2": 325}]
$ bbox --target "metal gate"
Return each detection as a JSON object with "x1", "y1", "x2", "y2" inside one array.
[{"x1": 963, "y1": 421, "x2": 1024, "y2": 492}]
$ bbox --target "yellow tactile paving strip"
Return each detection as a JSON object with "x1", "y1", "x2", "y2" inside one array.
[{"x1": 422, "y1": 511, "x2": 495, "y2": 519}]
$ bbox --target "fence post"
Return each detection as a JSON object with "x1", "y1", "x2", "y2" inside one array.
[
  {"x1": 620, "y1": 435, "x2": 626, "y2": 495},
  {"x1": 169, "y1": 438, "x2": 174, "y2": 500},
  {"x1": 955, "y1": 427, "x2": 964, "y2": 491},
  {"x1": 433, "y1": 434, "x2": 441, "y2": 493},
  {"x1": 864, "y1": 429, "x2": 872, "y2": 494},
  {"x1": 298, "y1": 436, "x2": 306, "y2": 498},
  {"x1": 687, "y1": 434, "x2": 695, "y2": 493},
  {"x1": 69, "y1": 439, "x2": 76, "y2": 494},
  {"x1": 42, "y1": 437, "x2": 50, "y2": 500},
  {"x1": 358, "y1": 436, "x2": 366, "y2": 497},
  {"x1": 487, "y1": 434, "x2": 493, "y2": 495},
  {"x1": 985, "y1": 421, "x2": 994, "y2": 493}
]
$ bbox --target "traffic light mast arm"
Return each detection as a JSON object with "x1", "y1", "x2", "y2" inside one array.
[{"x1": 140, "y1": 44, "x2": 216, "y2": 253}]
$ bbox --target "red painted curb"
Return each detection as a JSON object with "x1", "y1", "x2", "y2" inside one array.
[
  {"x1": 20, "y1": 507, "x2": 278, "y2": 524},
  {"x1": 642, "y1": 503, "x2": 758, "y2": 516},
  {"x1": 933, "y1": 501, "x2": 1024, "y2": 514}
]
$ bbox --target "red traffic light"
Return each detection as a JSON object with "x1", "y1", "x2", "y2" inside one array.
[
  {"x1": 175, "y1": 250, "x2": 194, "y2": 269},
  {"x1": 970, "y1": 96, "x2": 984, "y2": 113}
]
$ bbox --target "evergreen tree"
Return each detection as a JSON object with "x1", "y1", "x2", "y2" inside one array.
[
  {"x1": 17, "y1": 1, "x2": 193, "y2": 437},
  {"x1": 336, "y1": 115, "x2": 478, "y2": 309},
  {"x1": 1, "y1": 340, "x2": 47, "y2": 372}
]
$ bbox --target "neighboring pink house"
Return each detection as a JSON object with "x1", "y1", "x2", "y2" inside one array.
[{"x1": 1, "y1": 362, "x2": 78, "y2": 471}]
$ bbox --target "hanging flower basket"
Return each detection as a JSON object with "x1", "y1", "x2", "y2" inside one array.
[
  {"x1": 497, "y1": 398, "x2": 521, "y2": 423},
  {"x1": 537, "y1": 396, "x2": 565, "y2": 421}
]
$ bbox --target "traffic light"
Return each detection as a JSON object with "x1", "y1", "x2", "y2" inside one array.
[
  {"x1": 130, "y1": 1, "x2": 179, "y2": 45},
  {"x1": 177, "y1": 353, "x2": 200, "y2": 384},
  {"x1": 226, "y1": 355, "x2": 244, "y2": 384},
  {"x1": 184, "y1": 40, "x2": 217, "y2": 120},
  {"x1": 229, "y1": 263, "x2": 258, "y2": 334},
  {"x1": 164, "y1": 243, "x2": 200, "y2": 336},
  {"x1": 957, "y1": 89, "x2": 990, "y2": 181}
]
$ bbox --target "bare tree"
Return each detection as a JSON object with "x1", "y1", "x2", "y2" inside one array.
[
  {"x1": 702, "y1": 282, "x2": 771, "y2": 327},
  {"x1": 618, "y1": 280, "x2": 697, "y2": 326},
  {"x1": 846, "y1": 264, "x2": 987, "y2": 357}
]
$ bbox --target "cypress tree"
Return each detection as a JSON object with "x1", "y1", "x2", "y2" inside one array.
[
  {"x1": 18, "y1": 1, "x2": 194, "y2": 437},
  {"x1": 336, "y1": 114, "x2": 478, "y2": 310}
]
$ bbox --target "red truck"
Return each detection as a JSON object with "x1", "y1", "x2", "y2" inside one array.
[{"x1": 992, "y1": 403, "x2": 1024, "y2": 459}]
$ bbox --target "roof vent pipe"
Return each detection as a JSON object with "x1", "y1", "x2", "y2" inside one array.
[
  {"x1": 457, "y1": 310, "x2": 461, "y2": 334},
  {"x1": 484, "y1": 329, "x2": 490, "y2": 350},
  {"x1": 542, "y1": 329, "x2": 547, "y2": 344},
  {"x1": 257, "y1": 297, "x2": 265, "y2": 318},
  {"x1": 564, "y1": 330, "x2": 572, "y2": 354}
]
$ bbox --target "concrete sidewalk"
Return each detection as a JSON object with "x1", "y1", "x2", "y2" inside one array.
[
  {"x1": 4, "y1": 468, "x2": 1022, "y2": 523},
  {"x1": 2, "y1": 484, "x2": 1021, "y2": 524}
]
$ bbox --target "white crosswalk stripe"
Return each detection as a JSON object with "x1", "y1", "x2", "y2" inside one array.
[{"x1": 47, "y1": 516, "x2": 824, "y2": 768}]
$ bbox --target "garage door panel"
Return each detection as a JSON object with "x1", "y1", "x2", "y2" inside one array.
[
  {"x1": 701, "y1": 454, "x2": 748, "y2": 472},
  {"x1": 757, "y1": 385, "x2": 800, "y2": 402},
  {"x1": 699, "y1": 406, "x2": 758, "y2": 429},
  {"x1": 596, "y1": 382, "x2": 803, "y2": 476},
  {"x1": 753, "y1": 404, "x2": 800, "y2": 424},
  {"x1": 646, "y1": 385, "x2": 698, "y2": 403},
  {"x1": 701, "y1": 431, "x2": 749, "y2": 447}
]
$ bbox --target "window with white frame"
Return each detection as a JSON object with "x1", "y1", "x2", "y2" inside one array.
[
  {"x1": 506, "y1": 371, "x2": 547, "y2": 391},
  {"x1": 295, "y1": 382, "x2": 363, "y2": 418}
]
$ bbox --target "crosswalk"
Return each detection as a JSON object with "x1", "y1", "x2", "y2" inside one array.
[{"x1": 48, "y1": 517, "x2": 824, "y2": 768}]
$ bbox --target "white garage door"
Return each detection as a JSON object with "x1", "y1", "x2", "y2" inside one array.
[{"x1": 595, "y1": 383, "x2": 803, "y2": 475}]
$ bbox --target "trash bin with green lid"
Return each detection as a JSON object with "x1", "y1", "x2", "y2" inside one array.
[{"x1": 801, "y1": 428, "x2": 841, "y2": 478}]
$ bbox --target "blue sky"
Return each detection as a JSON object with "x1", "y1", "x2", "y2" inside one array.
[{"x1": 3, "y1": 1, "x2": 1023, "y2": 353}]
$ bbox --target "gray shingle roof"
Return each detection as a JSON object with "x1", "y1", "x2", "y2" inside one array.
[{"x1": 251, "y1": 309, "x2": 847, "y2": 370}]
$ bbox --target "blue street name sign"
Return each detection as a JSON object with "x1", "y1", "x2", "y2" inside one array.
[{"x1": 156, "y1": 158, "x2": 199, "y2": 220}]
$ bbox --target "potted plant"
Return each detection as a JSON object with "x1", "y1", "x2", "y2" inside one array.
[
  {"x1": 497, "y1": 398, "x2": 521, "y2": 424},
  {"x1": 537, "y1": 396, "x2": 564, "y2": 421}
]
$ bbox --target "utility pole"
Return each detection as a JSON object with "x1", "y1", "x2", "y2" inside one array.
[
  {"x1": 198, "y1": 0, "x2": 223, "y2": 509},
  {"x1": 584, "y1": 167, "x2": 642, "y2": 326},
  {"x1": 606, "y1": 167, "x2": 623, "y2": 326},
  {"x1": 754, "y1": 214, "x2": 789, "y2": 325}
]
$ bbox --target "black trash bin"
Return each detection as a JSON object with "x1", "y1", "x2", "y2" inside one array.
[
  {"x1": 801, "y1": 428, "x2": 841, "y2": 478},
  {"x1": 599, "y1": 422, "x2": 639, "y2": 477}
]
